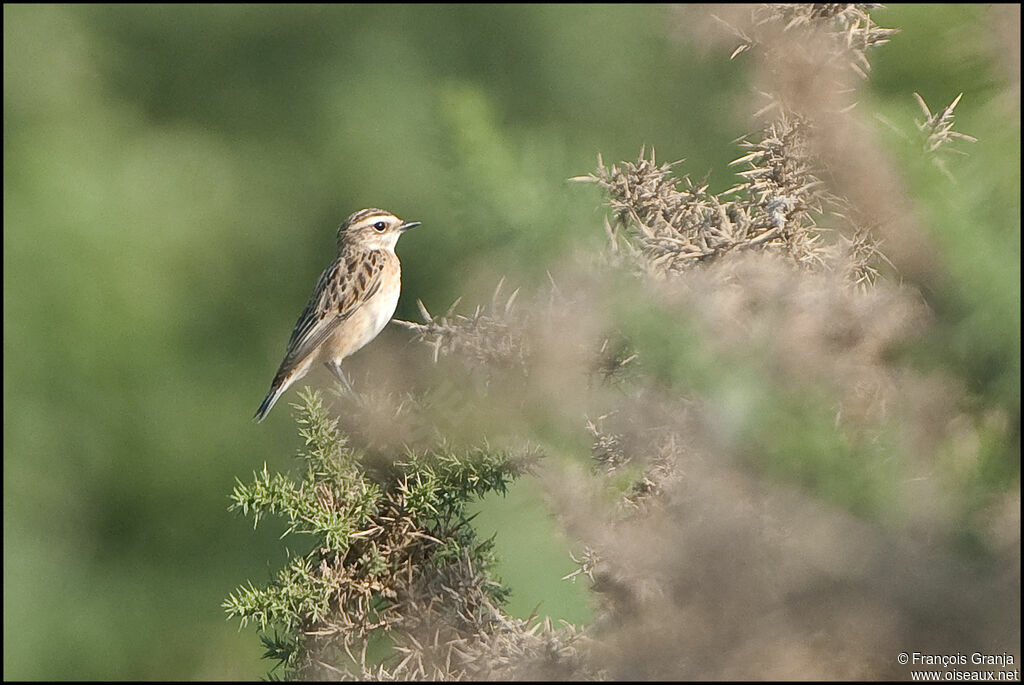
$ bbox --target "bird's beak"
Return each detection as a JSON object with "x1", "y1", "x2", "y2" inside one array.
[{"x1": 399, "y1": 220, "x2": 421, "y2": 232}]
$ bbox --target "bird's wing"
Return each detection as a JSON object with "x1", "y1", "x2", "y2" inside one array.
[{"x1": 272, "y1": 249, "x2": 386, "y2": 380}]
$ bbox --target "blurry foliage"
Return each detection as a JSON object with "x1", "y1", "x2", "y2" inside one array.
[
  {"x1": 364, "y1": 3, "x2": 1018, "y2": 678},
  {"x1": 3, "y1": 3, "x2": 1018, "y2": 680}
]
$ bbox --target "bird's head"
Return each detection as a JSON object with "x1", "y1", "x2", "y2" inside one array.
[{"x1": 338, "y1": 208, "x2": 421, "y2": 251}]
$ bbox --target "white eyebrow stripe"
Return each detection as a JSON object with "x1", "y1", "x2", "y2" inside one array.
[
  {"x1": 352, "y1": 214, "x2": 396, "y2": 228},
  {"x1": 348, "y1": 207, "x2": 393, "y2": 224}
]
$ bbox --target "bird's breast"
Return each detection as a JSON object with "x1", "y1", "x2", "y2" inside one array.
[
  {"x1": 366, "y1": 268, "x2": 401, "y2": 338},
  {"x1": 323, "y1": 260, "x2": 401, "y2": 362}
]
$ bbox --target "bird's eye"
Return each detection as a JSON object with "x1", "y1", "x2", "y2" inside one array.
[{"x1": 373, "y1": 221, "x2": 387, "y2": 232}]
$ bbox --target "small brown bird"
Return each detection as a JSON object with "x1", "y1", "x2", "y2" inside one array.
[{"x1": 254, "y1": 208, "x2": 421, "y2": 422}]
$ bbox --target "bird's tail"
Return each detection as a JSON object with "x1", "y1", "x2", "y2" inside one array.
[
  {"x1": 253, "y1": 379, "x2": 289, "y2": 423},
  {"x1": 254, "y1": 353, "x2": 315, "y2": 423}
]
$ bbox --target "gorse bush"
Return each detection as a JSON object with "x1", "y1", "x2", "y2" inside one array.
[
  {"x1": 225, "y1": 389, "x2": 595, "y2": 679},
  {"x1": 228, "y1": 4, "x2": 1018, "y2": 679}
]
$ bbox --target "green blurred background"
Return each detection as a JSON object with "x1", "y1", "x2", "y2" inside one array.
[{"x1": 3, "y1": 4, "x2": 1018, "y2": 679}]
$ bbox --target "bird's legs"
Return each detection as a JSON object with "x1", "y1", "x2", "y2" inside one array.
[{"x1": 325, "y1": 361, "x2": 355, "y2": 394}]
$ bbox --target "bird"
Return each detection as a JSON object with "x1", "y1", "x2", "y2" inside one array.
[{"x1": 254, "y1": 207, "x2": 421, "y2": 422}]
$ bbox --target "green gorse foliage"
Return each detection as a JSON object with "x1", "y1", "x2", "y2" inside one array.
[{"x1": 224, "y1": 388, "x2": 539, "y2": 679}]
